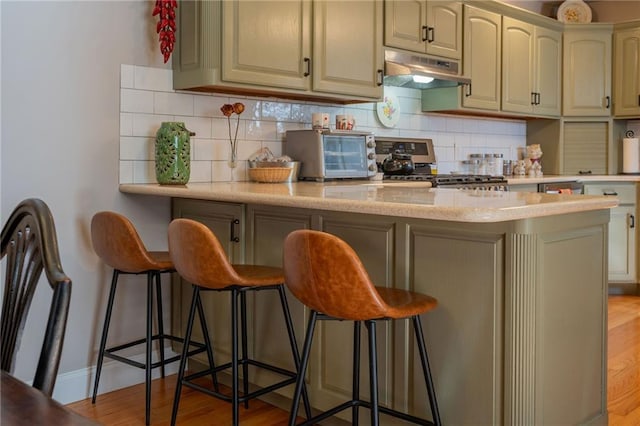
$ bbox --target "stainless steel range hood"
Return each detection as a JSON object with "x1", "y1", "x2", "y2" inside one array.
[{"x1": 383, "y1": 49, "x2": 471, "y2": 89}]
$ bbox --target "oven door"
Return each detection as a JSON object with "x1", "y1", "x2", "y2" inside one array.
[{"x1": 322, "y1": 135, "x2": 373, "y2": 179}]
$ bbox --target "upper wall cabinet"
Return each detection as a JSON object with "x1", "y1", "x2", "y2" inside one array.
[
  {"x1": 613, "y1": 22, "x2": 640, "y2": 118},
  {"x1": 384, "y1": 1, "x2": 462, "y2": 60},
  {"x1": 563, "y1": 25, "x2": 613, "y2": 116},
  {"x1": 174, "y1": 0, "x2": 384, "y2": 102},
  {"x1": 502, "y1": 17, "x2": 561, "y2": 117}
]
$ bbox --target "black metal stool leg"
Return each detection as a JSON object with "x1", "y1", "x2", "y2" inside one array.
[
  {"x1": 367, "y1": 320, "x2": 379, "y2": 426},
  {"x1": 196, "y1": 289, "x2": 219, "y2": 392},
  {"x1": 92, "y1": 270, "x2": 119, "y2": 403},
  {"x1": 412, "y1": 316, "x2": 441, "y2": 426},
  {"x1": 231, "y1": 288, "x2": 240, "y2": 426},
  {"x1": 353, "y1": 320, "x2": 362, "y2": 425},
  {"x1": 288, "y1": 311, "x2": 318, "y2": 426},
  {"x1": 171, "y1": 285, "x2": 200, "y2": 426},
  {"x1": 154, "y1": 271, "x2": 166, "y2": 378},
  {"x1": 277, "y1": 285, "x2": 313, "y2": 420},
  {"x1": 145, "y1": 273, "x2": 153, "y2": 425},
  {"x1": 240, "y1": 290, "x2": 249, "y2": 409}
]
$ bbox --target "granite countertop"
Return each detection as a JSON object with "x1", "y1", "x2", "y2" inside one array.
[
  {"x1": 508, "y1": 174, "x2": 640, "y2": 185},
  {"x1": 119, "y1": 181, "x2": 618, "y2": 223}
]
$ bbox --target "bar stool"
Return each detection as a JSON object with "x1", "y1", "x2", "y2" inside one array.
[
  {"x1": 90, "y1": 211, "x2": 214, "y2": 425},
  {"x1": 167, "y1": 218, "x2": 311, "y2": 426},
  {"x1": 283, "y1": 229, "x2": 442, "y2": 426}
]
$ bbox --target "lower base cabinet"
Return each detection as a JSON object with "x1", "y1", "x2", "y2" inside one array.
[{"x1": 171, "y1": 197, "x2": 608, "y2": 425}]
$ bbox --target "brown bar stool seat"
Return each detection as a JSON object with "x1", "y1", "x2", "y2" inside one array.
[
  {"x1": 90, "y1": 212, "x2": 212, "y2": 425},
  {"x1": 283, "y1": 229, "x2": 442, "y2": 426},
  {"x1": 167, "y1": 218, "x2": 311, "y2": 426}
]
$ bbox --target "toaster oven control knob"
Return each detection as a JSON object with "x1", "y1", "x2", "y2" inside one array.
[
  {"x1": 368, "y1": 164, "x2": 377, "y2": 171},
  {"x1": 367, "y1": 140, "x2": 376, "y2": 148},
  {"x1": 368, "y1": 153, "x2": 376, "y2": 160}
]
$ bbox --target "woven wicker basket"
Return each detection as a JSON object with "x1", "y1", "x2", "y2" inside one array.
[{"x1": 248, "y1": 167, "x2": 292, "y2": 183}]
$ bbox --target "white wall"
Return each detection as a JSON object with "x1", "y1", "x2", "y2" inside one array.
[{"x1": 1, "y1": 1, "x2": 174, "y2": 403}]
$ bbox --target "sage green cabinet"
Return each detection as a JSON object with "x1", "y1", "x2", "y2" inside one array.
[
  {"x1": 171, "y1": 199, "x2": 245, "y2": 369},
  {"x1": 563, "y1": 25, "x2": 613, "y2": 116},
  {"x1": 584, "y1": 182, "x2": 638, "y2": 283},
  {"x1": 421, "y1": 4, "x2": 501, "y2": 113},
  {"x1": 502, "y1": 17, "x2": 561, "y2": 117},
  {"x1": 174, "y1": 0, "x2": 383, "y2": 102},
  {"x1": 613, "y1": 23, "x2": 640, "y2": 118},
  {"x1": 384, "y1": 0, "x2": 462, "y2": 60}
]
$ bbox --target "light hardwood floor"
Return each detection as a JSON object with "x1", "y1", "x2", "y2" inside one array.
[{"x1": 68, "y1": 295, "x2": 640, "y2": 425}]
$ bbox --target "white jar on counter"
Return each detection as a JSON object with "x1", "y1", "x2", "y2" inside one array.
[{"x1": 492, "y1": 154, "x2": 504, "y2": 176}]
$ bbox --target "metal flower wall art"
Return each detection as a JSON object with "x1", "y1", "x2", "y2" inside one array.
[{"x1": 220, "y1": 102, "x2": 245, "y2": 169}]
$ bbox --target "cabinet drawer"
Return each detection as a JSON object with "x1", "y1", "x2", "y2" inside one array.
[{"x1": 584, "y1": 183, "x2": 637, "y2": 204}]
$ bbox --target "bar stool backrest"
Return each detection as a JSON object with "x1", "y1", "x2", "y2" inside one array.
[
  {"x1": 168, "y1": 218, "x2": 243, "y2": 289},
  {"x1": 91, "y1": 211, "x2": 161, "y2": 273},
  {"x1": 283, "y1": 229, "x2": 389, "y2": 321}
]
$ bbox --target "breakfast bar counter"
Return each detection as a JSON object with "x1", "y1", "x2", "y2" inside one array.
[{"x1": 120, "y1": 181, "x2": 615, "y2": 425}]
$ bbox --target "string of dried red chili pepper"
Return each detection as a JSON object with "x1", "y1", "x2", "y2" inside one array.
[{"x1": 152, "y1": 0, "x2": 178, "y2": 63}]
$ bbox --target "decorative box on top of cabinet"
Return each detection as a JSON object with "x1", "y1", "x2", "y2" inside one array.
[
  {"x1": 563, "y1": 24, "x2": 613, "y2": 116},
  {"x1": 173, "y1": 0, "x2": 384, "y2": 102},
  {"x1": 384, "y1": 0, "x2": 462, "y2": 60},
  {"x1": 613, "y1": 21, "x2": 640, "y2": 118}
]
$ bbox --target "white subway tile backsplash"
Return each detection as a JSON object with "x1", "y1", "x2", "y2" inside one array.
[
  {"x1": 134, "y1": 66, "x2": 173, "y2": 92},
  {"x1": 119, "y1": 65, "x2": 529, "y2": 183},
  {"x1": 154, "y1": 92, "x2": 194, "y2": 116},
  {"x1": 120, "y1": 65, "x2": 134, "y2": 89},
  {"x1": 121, "y1": 89, "x2": 154, "y2": 113}
]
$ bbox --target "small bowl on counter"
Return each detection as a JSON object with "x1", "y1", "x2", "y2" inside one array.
[{"x1": 248, "y1": 160, "x2": 301, "y2": 182}]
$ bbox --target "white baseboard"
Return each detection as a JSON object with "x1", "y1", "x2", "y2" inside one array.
[{"x1": 52, "y1": 346, "x2": 180, "y2": 405}]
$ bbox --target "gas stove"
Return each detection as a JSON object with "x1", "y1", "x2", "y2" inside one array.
[{"x1": 384, "y1": 173, "x2": 509, "y2": 190}]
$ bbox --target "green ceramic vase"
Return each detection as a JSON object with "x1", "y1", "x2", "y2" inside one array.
[{"x1": 155, "y1": 122, "x2": 194, "y2": 185}]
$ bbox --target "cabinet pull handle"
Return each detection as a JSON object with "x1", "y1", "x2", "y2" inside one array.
[
  {"x1": 422, "y1": 25, "x2": 429, "y2": 42},
  {"x1": 427, "y1": 26, "x2": 435, "y2": 43},
  {"x1": 536, "y1": 93, "x2": 541, "y2": 105},
  {"x1": 376, "y1": 69, "x2": 384, "y2": 86},
  {"x1": 605, "y1": 96, "x2": 610, "y2": 109},
  {"x1": 638, "y1": 94, "x2": 640, "y2": 107},
  {"x1": 603, "y1": 191, "x2": 618, "y2": 196},
  {"x1": 230, "y1": 218, "x2": 240, "y2": 243},
  {"x1": 465, "y1": 83, "x2": 472, "y2": 97},
  {"x1": 578, "y1": 170, "x2": 592, "y2": 175},
  {"x1": 303, "y1": 57, "x2": 311, "y2": 77},
  {"x1": 631, "y1": 214, "x2": 635, "y2": 229},
  {"x1": 531, "y1": 92, "x2": 536, "y2": 105}
]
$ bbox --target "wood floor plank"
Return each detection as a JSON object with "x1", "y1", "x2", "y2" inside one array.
[{"x1": 67, "y1": 295, "x2": 640, "y2": 425}]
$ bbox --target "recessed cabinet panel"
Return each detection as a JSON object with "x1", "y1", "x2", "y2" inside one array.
[
  {"x1": 563, "y1": 27, "x2": 612, "y2": 116},
  {"x1": 614, "y1": 27, "x2": 640, "y2": 117},
  {"x1": 313, "y1": 0, "x2": 383, "y2": 98},
  {"x1": 425, "y1": 1, "x2": 462, "y2": 59},
  {"x1": 222, "y1": 1, "x2": 311, "y2": 90},
  {"x1": 462, "y1": 5, "x2": 501, "y2": 111},
  {"x1": 534, "y1": 26, "x2": 562, "y2": 116}
]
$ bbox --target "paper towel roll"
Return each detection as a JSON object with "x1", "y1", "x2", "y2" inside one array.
[{"x1": 623, "y1": 138, "x2": 640, "y2": 173}]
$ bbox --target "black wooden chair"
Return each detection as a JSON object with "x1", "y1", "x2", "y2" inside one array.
[{"x1": 0, "y1": 198, "x2": 72, "y2": 397}]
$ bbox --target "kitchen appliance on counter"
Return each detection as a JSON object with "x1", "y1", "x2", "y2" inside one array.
[
  {"x1": 538, "y1": 181, "x2": 584, "y2": 194},
  {"x1": 285, "y1": 130, "x2": 377, "y2": 181},
  {"x1": 375, "y1": 136, "x2": 509, "y2": 191}
]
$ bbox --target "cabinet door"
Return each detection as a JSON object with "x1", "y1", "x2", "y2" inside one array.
[
  {"x1": 562, "y1": 121, "x2": 609, "y2": 175},
  {"x1": 502, "y1": 17, "x2": 534, "y2": 114},
  {"x1": 425, "y1": 1, "x2": 462, "y2": 60},
  {"x1": 384, "y1": 0, "x2": 428, "y2": 53},
  {"x1": 534, "y1": 26, "x2": 562, "y2": 116},
  {"x1": 462, "y1": 5, "x2": 501, "y2": 111},
  {"x1": 222, "y1": 0, "x2": 312, "y2": 90},
  {"x1": 608, "y1": 206, "x2": 637, "y2": 282},
  {"x1": 563, "y1": 28, "x2": 612, "y2": 116},
  {"x1": 313, "y1": 0, "x2": 384, "y2": 99},
  {"x1": 171, "y1": 199, "x2": 245, "y2": 367},
  {"x1": 614, "y1": 27, "x2": 640, "y2": 117}
]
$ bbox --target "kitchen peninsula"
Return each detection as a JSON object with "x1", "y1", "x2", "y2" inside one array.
[{"x1": 121, "y1": 182, "x2": 616, "y2": 425}]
